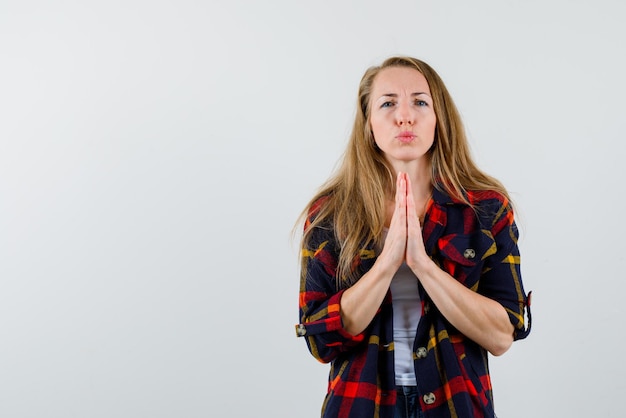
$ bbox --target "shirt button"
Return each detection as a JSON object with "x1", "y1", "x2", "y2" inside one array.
[
  {"x1": 415, "y1": 347, "x2": 428, "y2": 359},
  {"x1": 463, "y1": 248, "x2": 476, "y2": 259},
  {"x1": 295, "y1": 324, "x2": 306, "y2": 337},
  {"x1": 423, "y1": 392, "x2": 436, "y2": 405}
]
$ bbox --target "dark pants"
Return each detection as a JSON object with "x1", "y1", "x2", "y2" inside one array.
[{"x1": 394, "y1": 386, "x2": 423, "y2": 418}]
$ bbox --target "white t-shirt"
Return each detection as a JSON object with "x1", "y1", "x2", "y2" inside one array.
[{"x1": 389, "y1": 262, "x2": 421, "y2": 386}]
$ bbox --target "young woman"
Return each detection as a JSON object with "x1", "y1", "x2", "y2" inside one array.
[{"x1": 295, "y1": 56, "x2": 531, "y2": 418}]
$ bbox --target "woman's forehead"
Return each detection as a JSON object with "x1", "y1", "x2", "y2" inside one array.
[{"x1": 372, "y1": 67, "x2": 430, "y2": 94}]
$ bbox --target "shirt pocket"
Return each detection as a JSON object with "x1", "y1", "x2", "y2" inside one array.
[{"x1": 436, "y1": 231, "x2": 496, "y2": 285}]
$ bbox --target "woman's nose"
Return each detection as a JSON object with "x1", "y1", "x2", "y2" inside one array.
[{"x1": 396, "y1": 102, "x2": 414, "y2": 126}]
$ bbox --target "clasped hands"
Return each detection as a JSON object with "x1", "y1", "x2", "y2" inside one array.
[{"x1": 378, "y1": 172, "x2": 432, "y2": 277}]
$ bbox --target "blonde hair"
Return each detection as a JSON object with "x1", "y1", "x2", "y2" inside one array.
[{"x1": 299, "y1": 56, "x2": 510, "y2": 285}]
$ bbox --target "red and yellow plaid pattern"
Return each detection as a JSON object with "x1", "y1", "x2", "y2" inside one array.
[{"x1": 296, "y1": 186, "x2": 531, "y2": 418}]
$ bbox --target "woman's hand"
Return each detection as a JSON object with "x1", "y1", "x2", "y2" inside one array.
[
  {"x1": 376, "y1": 172, "x2": 408, "y2": 275},
  {"x1": 404, "y1": 174, "x2": 431, "y2": 274},
  {"x1": 378, "y1": 172, "x2": 430, "y2": 274}
]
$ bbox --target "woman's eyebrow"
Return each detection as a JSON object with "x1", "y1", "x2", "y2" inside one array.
[{"x1": 379, "y1": 92, "x2": 429, "y2": 98}]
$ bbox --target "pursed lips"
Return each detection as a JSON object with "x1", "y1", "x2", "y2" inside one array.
[{"x1": 396, "y1": 131, "x2": 415, "y2": 143}]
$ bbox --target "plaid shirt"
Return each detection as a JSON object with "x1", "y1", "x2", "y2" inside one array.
[{"x1": 296, "y1": 186, "x2": 531, "y2": 418}]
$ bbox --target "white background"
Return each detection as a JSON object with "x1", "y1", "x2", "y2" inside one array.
[{"x1": 1, "y1": 1, "x2": 624, "y2": 417}]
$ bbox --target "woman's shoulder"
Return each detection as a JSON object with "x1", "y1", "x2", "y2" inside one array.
[
  {"x1": 307, "y1": 194, "x2": 332, "y2": 219},
  {"x1": 467, "y1": 189, "x2": 510, "y2": 208},
  {"x1": 434, "y1": 185, "x2": 510, "y2": 210},
  {"x1": 303, "y1": 194, "x2": 336, "y2": 245},
  {"x1": 436, "y1": 186, "x2": 514, "y2": 228},
  {"x1": 467, "y1": 190, "x2": 516, "y2": 234}
]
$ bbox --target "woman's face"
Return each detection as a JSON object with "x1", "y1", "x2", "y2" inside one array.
[{"x1": 369, "y1": 66, "x2": 436, "y2": 166}]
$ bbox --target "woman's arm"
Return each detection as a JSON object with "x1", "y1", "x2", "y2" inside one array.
[
  {"x1": 298, "y1": 176, "x2": 408, "y2": 362},
  {"x1": 409, "y1": 257, "x2": 514, "y2": 356},
  {"x1": 340, "y1": 173, "x2": 408, "y2": 335},
  {"x1": 404, "y1": 174, "x2": 514, "y2": 356}
]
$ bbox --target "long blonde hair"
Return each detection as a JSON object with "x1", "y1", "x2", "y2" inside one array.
[{"x1": 299, "y1": 56, "x2": 509, "y2": 285}]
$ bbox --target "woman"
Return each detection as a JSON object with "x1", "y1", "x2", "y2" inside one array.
[{"x1": 295, "y1": 56, "x2": 531, "y2": 418}]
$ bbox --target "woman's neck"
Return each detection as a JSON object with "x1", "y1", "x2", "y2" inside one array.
[{"x1": 390, "y1": 160, "x2": 432, "y2": 200}]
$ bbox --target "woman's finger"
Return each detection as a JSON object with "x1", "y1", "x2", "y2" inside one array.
[
  {"x1": 378, "y1": 172, "x2": 408, "y2": 270},
  {"x1": 404, "y1": 174, "x2": 428, "y2": 270},
  {"x1": 405, "y1": 175, "x2": 419, "y2": 226}
]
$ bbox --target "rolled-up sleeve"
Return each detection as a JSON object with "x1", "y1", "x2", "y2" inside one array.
[
  {"x1": 295, "y1": 223, "x2": 366, "y2": 363},
  {"x1": 478, "y1": 201, "x2": 532, "y2": 341}
]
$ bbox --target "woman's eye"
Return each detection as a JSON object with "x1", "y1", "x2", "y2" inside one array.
[
  {"x1": 381, "y1": 101, "x2": 395, "y2": 108},
  {"x1": 415, "y1": 100, "x2": 428, "y2": 107}
]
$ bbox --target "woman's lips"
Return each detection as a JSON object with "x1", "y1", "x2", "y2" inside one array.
[{"x1": 397, "y1": 132, "x2": 415, "y2": 143}]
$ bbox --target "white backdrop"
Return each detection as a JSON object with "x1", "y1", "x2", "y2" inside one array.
[{"x1": 1, "y1": 1, "x2": 625, "y2": 417}]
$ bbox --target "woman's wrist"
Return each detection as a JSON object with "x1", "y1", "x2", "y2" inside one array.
[{"x1": 407, "y1": 254, "x2": 435, "y2": 279}]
